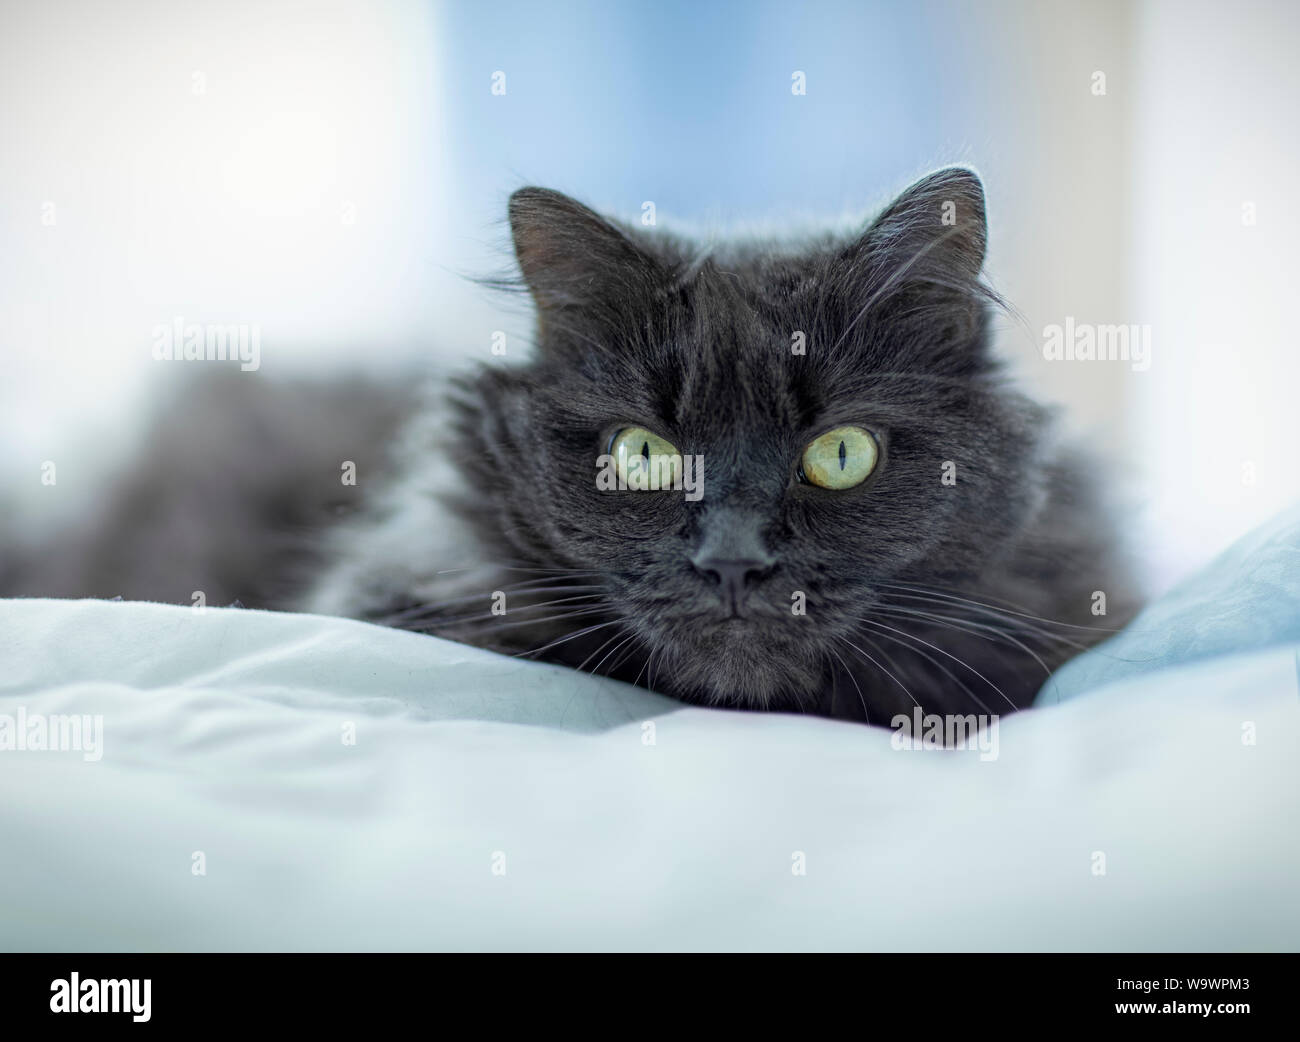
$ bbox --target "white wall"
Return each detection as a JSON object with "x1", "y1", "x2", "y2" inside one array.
[
  {"x1": 1129, "y1": 0, "x2": 1300, "y2": 589},
  {"x1": 0, "y1": 0, "x2": 446, "y2": 516}
]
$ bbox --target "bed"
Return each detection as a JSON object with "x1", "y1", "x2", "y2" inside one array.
[{"x1": 2, "y1": 507, "x2": 1298, "y2": 951}]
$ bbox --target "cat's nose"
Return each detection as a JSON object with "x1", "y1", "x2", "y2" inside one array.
[{"x1": 691, "y1": 554, "x2": 774, "y2": 614}]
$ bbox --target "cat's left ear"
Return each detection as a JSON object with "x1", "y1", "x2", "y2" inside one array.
[
  {"x1": 858, "y1": 166, "x2": 988, "y2": 281},
  {"x1": 836, "y1": 167, "x2": 992, "y2": 360}
]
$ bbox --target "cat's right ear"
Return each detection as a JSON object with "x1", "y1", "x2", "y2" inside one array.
[{"x1": 507, "y1": 188, "x2": 664, "y2": 318}]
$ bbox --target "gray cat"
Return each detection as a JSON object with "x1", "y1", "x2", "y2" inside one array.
[{"x1": 4, "y1": 168, "x2": 1137, "y2": 724}]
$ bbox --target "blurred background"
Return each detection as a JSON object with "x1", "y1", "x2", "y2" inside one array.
[{"x1": 1, "y1": 0, "x2": 1297, "y2": 594}]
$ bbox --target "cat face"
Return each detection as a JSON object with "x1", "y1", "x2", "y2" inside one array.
[{"x1": 453, "y1": 169, "x2": 1049, "y2": 709}]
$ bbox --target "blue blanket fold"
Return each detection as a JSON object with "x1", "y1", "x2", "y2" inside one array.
[{"x1": 1037, "y1": 503, "x2": 1300, "y2": 704}]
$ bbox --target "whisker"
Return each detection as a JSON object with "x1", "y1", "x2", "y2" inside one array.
[
  {"x1": 513, "y1": 619, "x2": 622, "y2": 659},
  {"x1": 878, "y1": 582, "x2": 1122, "y2": 633},
  {"x1": 879, "y1": 593, "x2": 1093, "y2": 651},
  {"x1": 632, "y1": 639, "x2": 664, "y2": 692},
  {"x1": 879, "y1": 587, "x2": 1160, "y2": 671},
  {"x1": 574, "y1": 630, "x2": 630, "y2": 675},
  {"x1": 857, "y1": 630, "x2": 930, "y2": 708},
  {"x1": 827, "y1": 644, "x2": 870, "y2": 723},
  {"x1": 602, "y1": 635, "x2": 646, "y2": 679},
  {"x1": 394, "y1": 593, "x2": 604, "y2": 631},
  {"x1": 859, "y1": 622, "x2": 994, "y2": 716},
  {"x1": 412, "y1": 605, "x2": 609, "y2": 638},
  {"x1": 855, "y1": 617, "x2": 1018, "y2": 711},
  {"x1": 559, "y1": 628, "x2": 634, "y2": 728},
  {"x1": 381, "y1": 585, "x2": 604, "y2": 625},
  {"x1": 835, "y1": 634, "x2": 921, "y2": 709},
  {"x1": 874, "y1": 605, "x2": 1059, "y2": 683},
  {"x1": 433, "y1": 564, "x2": 607, "y2": 578},
  {"x1": 590, "y1": 634, "x2": 636, "y2": 677}
]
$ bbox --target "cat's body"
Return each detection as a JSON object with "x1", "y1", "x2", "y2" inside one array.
[{"x1": 4, "y1": 169, "x2": 1138, "y2": 723}]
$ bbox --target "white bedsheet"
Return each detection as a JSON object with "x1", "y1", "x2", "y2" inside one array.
[{"x1": 2, "y1": 597, "x2": 1297, "y2": 951}]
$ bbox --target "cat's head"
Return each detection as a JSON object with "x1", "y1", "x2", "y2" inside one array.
[{"x1": 452, "y1": 168, "x2": 1050, "y2": 708}]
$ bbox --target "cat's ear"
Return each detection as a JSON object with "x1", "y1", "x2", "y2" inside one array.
[
  {"x1": 507, "y1": 187, "x2": 664, "y2": 316},
  {"x1": 859, "y1": 166, "x2": 988, "y2": 281},
  {"x1": 836, "y1": 167, "x2": 993, "y2": 363}
]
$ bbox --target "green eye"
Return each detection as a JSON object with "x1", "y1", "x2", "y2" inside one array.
[
  {"x1": 800, "y1": 426, "x2": 879, "y2": 489},
  {"x1": 610, "y1": 427, "x2": 682, "y2": 490}
]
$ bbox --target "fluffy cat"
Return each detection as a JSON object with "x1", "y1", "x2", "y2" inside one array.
[
  {"x1": 3, "y1": 167, "x2": 1136, "y2": 724},
  {"x1": 305, "y1": 167, "x2": 1136, "y2": 722}
]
